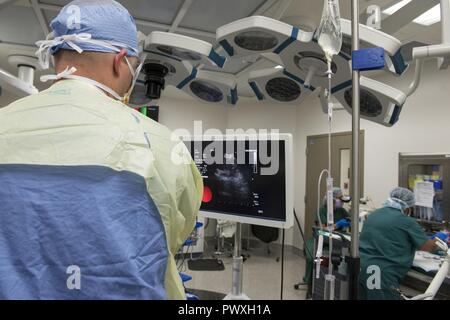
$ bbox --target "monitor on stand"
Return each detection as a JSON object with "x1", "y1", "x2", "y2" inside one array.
[{"x1": 183, "y1": 134, "x2": 294, "y2": 300}]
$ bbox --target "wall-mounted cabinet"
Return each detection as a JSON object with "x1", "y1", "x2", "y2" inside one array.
[{"x1": 399, "y1": 153, "x2": 450, "y2": 224}]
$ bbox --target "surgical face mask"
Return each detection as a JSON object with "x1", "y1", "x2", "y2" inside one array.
[
  {"x1": 335, "y1": 199, "x2": 343, "y2": 209},
  {"x1": 123, "y1": 55, "x2": 145, "y2": 104},
  {"x1": 384, "y1": 197, "x2": 411, "y2": 215}
]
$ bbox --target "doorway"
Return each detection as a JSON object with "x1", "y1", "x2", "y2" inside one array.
[{"x1": 304, "y1": 131, "x2": 365, "y2": 240}]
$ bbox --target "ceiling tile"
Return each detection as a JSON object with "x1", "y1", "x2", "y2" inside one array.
[
  {"x1": 41, "y1": 0, "x2": 183, "y2": 26},
  {"x1": 120, "y1": 0, "x2": 184, "y2": 25},
  {"x1": 0, "y1": 6, "x2": 46, "y2": 45},
  {"x1": 179, "y1": 0, "x2": 266, "y2": 32}
]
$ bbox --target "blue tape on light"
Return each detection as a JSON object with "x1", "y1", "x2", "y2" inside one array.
[
  {"x1": 331, "y1": 79, "x2": 352, "y2": 94},
  {"x1": 352, "y1": 47, "x2": 385, "y2": 71},
  {"x1": 283, "y1": 70, "x2": 305, "y2": 85},
  {"x1": 273, "y1": 27, "x2": 299, "y2": 54},
  {"x1": 208, "y1": 49, "x2": 226, "y2": 68},
  {"x1": 219, "y1": 40, "x2": 234, "y2": 57},
  {"x1": 249, "y1": 81, "x2": 264, "y2": 101},
  {"x1": 391, "y1": 49, "x2": 408, "y2": 75},
  {"x1": 283, "y1": 69, "x2": 315, "y2": 91},
  {"x1": 176, "y1": 68, "x2": 198, "y2": 90},
  {"x1": 230, "y1": 86, "x2": 238, "y2": 105},
  {"x1": 389, "y1": 105, "x2": 402, "y2": 125}
]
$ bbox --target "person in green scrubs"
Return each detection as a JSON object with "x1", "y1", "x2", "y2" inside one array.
[
  {"x1": 303, "y1": 187, "x2": 351, "y2": 296},
  {"x1": 359, "y1": 187, "x2": 443, "y2": 300}
]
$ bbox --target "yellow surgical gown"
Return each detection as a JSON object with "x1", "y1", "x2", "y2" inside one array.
[{"x1": 0, "y1": 79, "x2": 203, "y2": 300}]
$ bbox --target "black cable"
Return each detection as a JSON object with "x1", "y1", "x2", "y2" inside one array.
[
  {"x1": 178, "y1": 242, "x2": 191, "y2": 271},
  {"x1": 280, "y1": 228, "x2": 285, "y2": 300},
  {"x1": 177, "y1": 245, "x2": 186, "y2": 270},
  {"x1": 181, "y1": 245, "x2": 189, "y2": 272},
  {"x1": 294, "y1": 209, "x2": 314, "y2": 259},
  {"x1": 293, "y1": 209, "x2": 331, "y2": 294},
  {"x1": 184, "y1": 243, "x2": 195, "y2": 272},
  {"x1": 176, "y1": 242, "x2": 187, "y2": 268}
]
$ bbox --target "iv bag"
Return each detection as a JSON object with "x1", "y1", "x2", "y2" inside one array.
[{"x1": 316, "y1": 0, "x2": 343, "y2": 62}]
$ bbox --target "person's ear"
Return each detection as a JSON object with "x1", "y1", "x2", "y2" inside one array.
[{"x1": 113, "y1": 49, "x2": 128, "y2": 76}]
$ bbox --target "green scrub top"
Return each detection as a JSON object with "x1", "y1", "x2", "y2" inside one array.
[
  {"x1": 317, "y1": 205, "x2": 350, "y2": 226},
  {"x1": 359, "y1": 207, "x2": 429, "y2": 300}
]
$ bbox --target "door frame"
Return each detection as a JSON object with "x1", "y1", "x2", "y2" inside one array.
[{"x1": 304, "y1": 130, "x2": 365, "y2": 239}]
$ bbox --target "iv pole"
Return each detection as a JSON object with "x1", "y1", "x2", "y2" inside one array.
[
  {"x1": 346, "y1": 0, "x2": 450, "y2": 300},
  {"x1": 349, "y1": 0, "x2": 361, "y2": 301}
]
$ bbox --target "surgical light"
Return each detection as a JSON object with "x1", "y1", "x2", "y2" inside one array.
[
  {"x1": 340, "y1": 19, "x2": 408, "y2": 75},
  {"x1": 180, "y1": 70, "x2": 238, "y2": 106},
  {"x1": 216, "y1": 15, "x2": 313, "y2": 58},
  {"x1": 234, "y1": 31, "x2": 279, "y2": 51},
  {"x1": 327, "y1": 76, "x2": 407, "y2": 127},
  {"x1": 140, "y1": 31, "x2": 227, "y2": 101},
  {"x1": 248, "y1": 68, "x2": 313, "y2": 104},
  {"x1": 146, "y1": 32, "x2": 226, "y2": 68},
  {"x1": 266, "y1": 77, "x2": 301, "y2": 102},
  {"x1": 190, "y1": 80, "x2": 223, "y2": 102}
]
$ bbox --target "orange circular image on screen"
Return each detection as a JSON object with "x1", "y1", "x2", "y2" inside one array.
[{"x1": 202, "y1": 186, "x2": 213, "y2": 203}]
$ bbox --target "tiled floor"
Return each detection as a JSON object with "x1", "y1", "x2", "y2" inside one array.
[
  {"x1": 179, "y1": 245, "x2": 435, "y2": 300},
  {"x1": 180, "y1": 245, "x2": 308, "y2": 300}
]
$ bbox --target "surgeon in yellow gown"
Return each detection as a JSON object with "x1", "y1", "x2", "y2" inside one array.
[{"x1": 0, "y1": 0, "x2": 202, "y2": 300}]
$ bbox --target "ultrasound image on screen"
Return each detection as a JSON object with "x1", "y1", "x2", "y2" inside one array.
[{"x1": 184, "y1": 140, "x2": 286, "y2": 222}]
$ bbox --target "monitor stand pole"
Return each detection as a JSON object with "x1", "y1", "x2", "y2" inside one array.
[{"x1": 224, "y1": 222, "x2": 250, "y2": 300}]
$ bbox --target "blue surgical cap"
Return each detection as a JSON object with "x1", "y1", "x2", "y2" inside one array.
[
  {"x1": 49, "y1": 0, "x2": 138, "y2": 57},
  {"x1": 390, "y1": 187, "x2": 416, "y2": 209},
  {"x1": 333, "y1": 187, "x2": 343, "y2": 200}
]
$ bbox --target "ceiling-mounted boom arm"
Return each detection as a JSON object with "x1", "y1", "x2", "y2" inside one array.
[{"x1": 407, "y1": 0, "x2": 450, "y2": 97}]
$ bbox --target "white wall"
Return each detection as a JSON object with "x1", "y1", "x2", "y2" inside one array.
[{"x1": 157, "y1": 87, "x2": 229, "y2": 134}]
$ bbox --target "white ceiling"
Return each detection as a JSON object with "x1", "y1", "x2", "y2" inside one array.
[{"x1": 0, "y1": 0, "x2": 444, "y2": 96}]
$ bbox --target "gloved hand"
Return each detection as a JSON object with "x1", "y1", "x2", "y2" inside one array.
[
  {"x1": 431, "y1": 232, "x2": 449, "y2": 242},
  {"x1": 335, "y1": 219, "x2": 350, "y2": 229}
]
